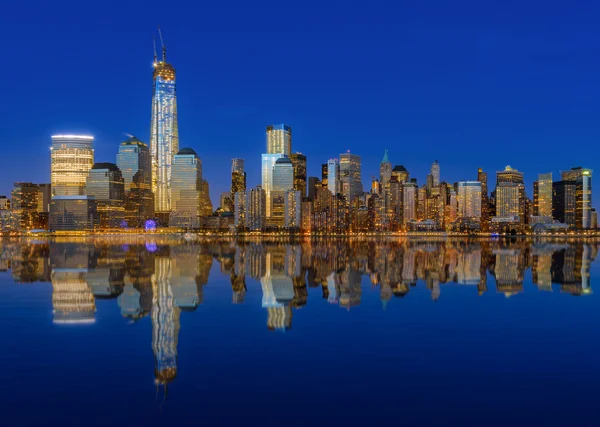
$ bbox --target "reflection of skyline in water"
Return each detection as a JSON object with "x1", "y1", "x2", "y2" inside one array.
[{"x1": 1, "y1": 238, "x2": 598, "y2": 392}]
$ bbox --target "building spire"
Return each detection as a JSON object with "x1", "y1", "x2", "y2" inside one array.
[
  {"x1": 158, "y1": 26, "x2": 166, "y2": 62},
  {"x1": 153, "y1": 37, "x2": 158, "y2": 63},
  {"x1": 381, "y1": 148, "x2": 390, "y2": 164}
]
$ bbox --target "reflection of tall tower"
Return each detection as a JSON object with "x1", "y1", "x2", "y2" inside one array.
[
  {"x1": 152, "y1": 255, "x2": 180, "y2": 389},
  {"x1": 51, "y1": 269, "x2": 96, "y2": 324},
  {"x1": 150, "y1": 29, "x2": 179, "y2": 216}
]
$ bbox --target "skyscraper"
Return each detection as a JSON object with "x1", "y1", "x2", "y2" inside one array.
[
  {"x1": 49, "y1": 134, "x2": 97, "y2": 231},
  {"x1": 245, "y1": 186, "x2": 267, "y2": 231},
  {"x1": 170, "y1": 148, "x2": 202, "y2": 228},
  {"x1": 231, "y1": 158, "x2": 246, "y2": 195},
  {"x1": 290, "y1": 153, "x2": 307, "y2": 198},
  {"x1": 457, "y1": 181, "x2": 482, "y2": 220},
  {"x1": 270, "y1": 157, "x2": 294, "y2": 227},
  {"x1": 339, "y1": 152, "x2": 363, "y2": 204},
  {"x1": 380, "y1": 149, "x2": 392, "y2": 188},
  {"x1": 553, "y1": 181, "x2": 577, "y2": 227},
  {"x1": 150, "y1": 31, "x2": 179, "y2": 216},
  {"x1": 86, "y1": 163, "x2": 125, "y2": 228},
  {"x1": 402, "y1": 181, "x2": 418, "y2": 224},
  {"x1": 391, "y1": 165, "x2": 409, "y2": 183},
  {"x1": 117, "y1": 136, "x2": 151, "y2": 192},
  {"x1": 261, "y1": 153, "x2": 286, "y2": 217},
  {"x1": 533, "y1": 172, "x2": 553, "y2": 218},
  {"x1": 51, "y1": 135, "x2": 94, "y2": 197},
  {"x1": 431, "y1": 160, "x2": 440, "y2": 187},
  {"x1": 327, "y1": 158, "x2": 340, "y2": 196},
  {"x1": 11, "y1": 182, "x2": 41, "y2": 230},
  {"x1": 561, "y1": 167, "x2": 593, "y2": 229},
  {"x1": 496, "y1": 166, "x2": 526, "y2": 223},
  {"x1": 321, "y1": 163, "x2": 328, "y2": 189},
  {"x1": 495, "y1": 182, "x2": 520, "y2": 219},
  {"x1": 266, "y1": 124, "x2": 292, "y2": 155}
]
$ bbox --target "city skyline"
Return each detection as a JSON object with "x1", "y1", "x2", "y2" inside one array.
[{"x1": 2, "y1": 2, "x2": 600, "y2": 202}]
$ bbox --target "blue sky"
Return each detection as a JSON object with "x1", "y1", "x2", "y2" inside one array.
[{"x1": 1, "y1": 0, "x2": 599, "y2": 204}]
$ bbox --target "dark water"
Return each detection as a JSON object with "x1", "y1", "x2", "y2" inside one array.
[{"x1": 1, "y1": 237, "x2": 599, "y2": 426}]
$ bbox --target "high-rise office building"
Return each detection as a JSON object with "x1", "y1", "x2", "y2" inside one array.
[
  {"x1": 272, "y1": 157, "x2": 294, "y2": 192},
  {"x1": 477, "y1": 168, "x2": 489, "y2": 228},
  {"x1": 561, "y1": 167, "x2": 593, "y2": 229},
  {"x1": 307, "y1": 177, "x2": 320, "y2": 200},
  {"x1": 553, "y1": 181, "x2": 577, "y2": 227},
  {"x1": 266, "y1": 124, "x2": 292, "y2": 155},
  {"x1": 170, "y1": 148, "x2": 202, "y2": 228},
  {"x1": 402, "y1": 181, "x2": 418, "y2": 224},
  {"x1": 533, "y1": 172, "x2": 553, "y2": 218},
  {"x1": 327, "y1": 158, "x2": 340, "y2": 196},
  {"x1": 117, "y1": 136, "x2": 151, "y2": 193},
  {"x1": 234, "y1": 191, "x2": 246, "y2": 228},
  {"x1": 496, "y1": 166, "x2": 526, "y2": 223},
  {"x1": 380, "y1": 149, "x2": 392, "y2": 188},
  {"x1": 199, "y1": 178, "x2": 213, "y2": 217},
  {"x1": 431, "y1": 160, "x2": 440, "y2": 187},
  {"x1": 0, "y1": 196, "x2": 9, "y2": 210},
  {"x1": 284, "y1": 190, "x2": 302, "y2": 228},
  {"x1": 290, "y1": 153, "x2": 307, "y2": 198},
  {"x1": 321, "y1": 163, "x2": 328, "y2": 189},
  {"x1": 261, "y1": 153, "x2": 286, "y2": 217},
  {"x1": 270, "y1": 157, "x2": 294, "y2": 227},
  {"x1": 339, "y1": 152, "x2": 362, "y2": 204},
  {"x1": 457, "y1": 181, "x2": 482, "y2": 220},
  {"x1": 245, "y1": 186, "x2": 267, "y2": 231},
  {"x1": 231, "y1": 158, "x2": 246, "y2": 195},
  {"x1": 49, "y1": 134, "x2": 97, "y2": 231},
  {"x1": 391, "y1": 165, "x2": 409, "y2": 183},
  {"x1": 51, "y1": 135, "x2": 94, "y2": 197},
  {"x1": 495, "y1": 182, "x2": 520, "y2": 219},
  {"x1": 11, "y1": 182, "x2": 41, "y2": 230},
  {"x1": 150, "y1": 32, "x2": 179, "y2": 215},
  {"x1": 86, "y1": 163, "x2": 125, "y2": 228}
]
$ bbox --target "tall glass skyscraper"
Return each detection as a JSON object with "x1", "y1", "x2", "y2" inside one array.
[
  {"x1": 51, "y1": 135, "x2": 94, "y2": 197},
  {"x1": 170, "y1": 148, "x2": 202, "y2": 228},
  {"x1": 117, "y1": 136, "x2": 151, "y2": 192},
  {"x1": 339, "y1": 152, "x2": 363, "y2": 204},
  {"x1": 266, "y1": 124, "x2": 292, "y2": 155},
  {"x1": 457, "y1": 181, "x2": 482, "y2": 220},
  {"x1": 150, "y1": 35, "x2": 179, "y2": 215}
]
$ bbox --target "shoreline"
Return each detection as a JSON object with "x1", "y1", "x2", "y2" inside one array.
[{"x1": 2, "y1": 230, "x2": 600, "y2": 240}]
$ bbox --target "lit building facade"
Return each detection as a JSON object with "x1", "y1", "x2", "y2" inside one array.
[
  {"x1": 496, "y1": 166, "x2": 526, "y2": 223},
  {"x1": 49, "y1": 134, "x2": 96, "y2": 231},
  {"x1": 150, "y1": 39, "x2": 179, "y2": 215},
  {"x1": 86, "y1": 163, "x2": 125, "y2": 228},
  {"x1": 266, "y1": 124, "x2": 292, "y2": 155},
  {"x1": 284, "y1": 190, "x2": 302, "y2": 228},
  {"x1": 561, "y1": 167, "x2": 593, "y2": 229},
  {"x1": 495, "y1": 182, "x2": 520, "y2": 219},
  {"x1": 170, "y1": 148, "x2": 202, "y2": 228},
  {"x1": 51, "y1": 135, "x2": 94, "y2": 197},
  {"x1": 533, "y1": 172, "x2": 553, "y2": 218},
  {"x1": 553, "y1": 181, "x2": 577, "y2": 227},
  {"x1": 380, "y1": 149, "x2": 392, "y2": 188},
  {"x1": 11, "y1": 182, "x2": 41, "y2": 230},
  {"x1": 431, "y1": 160, "x2": 440, "y2": 186},
  {"x1": 231, "y1": 158, "x2": 246, "y2": 195},
  {"x1": 117, "y1": 136, "x2": 151, "y2": 192},
  {"x1": 327, "y1": 158, "x2": 340, "y2": 195},
  {"x1": 0, "y1": 196, "x2": 9, "y2": 210},
  {"x1": 339, "y1": 152, "x2": 362, "y2": 204},
  {"x1": 392, "y1": 165, "x2": 409, "y2": 183},
  {"x1": 457, "y1": 181, "x2": 482, "y2": 220},
  {"x1": 402, "y1": 181, "x2": 418, "y2": 224},
  {"x1": 261, "y1": 153, "x2": 286, "y2": 217},
  {"x1": 290, "y1": 153, "x2": 307, "y2": 198},
  {"x1": 245, "y1": 186, "x2": 267, "y2": 231}
]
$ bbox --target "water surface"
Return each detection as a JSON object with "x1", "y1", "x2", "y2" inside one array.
[{"x1": 1, "y1": 237, "x2": 599, "y2": 426}]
